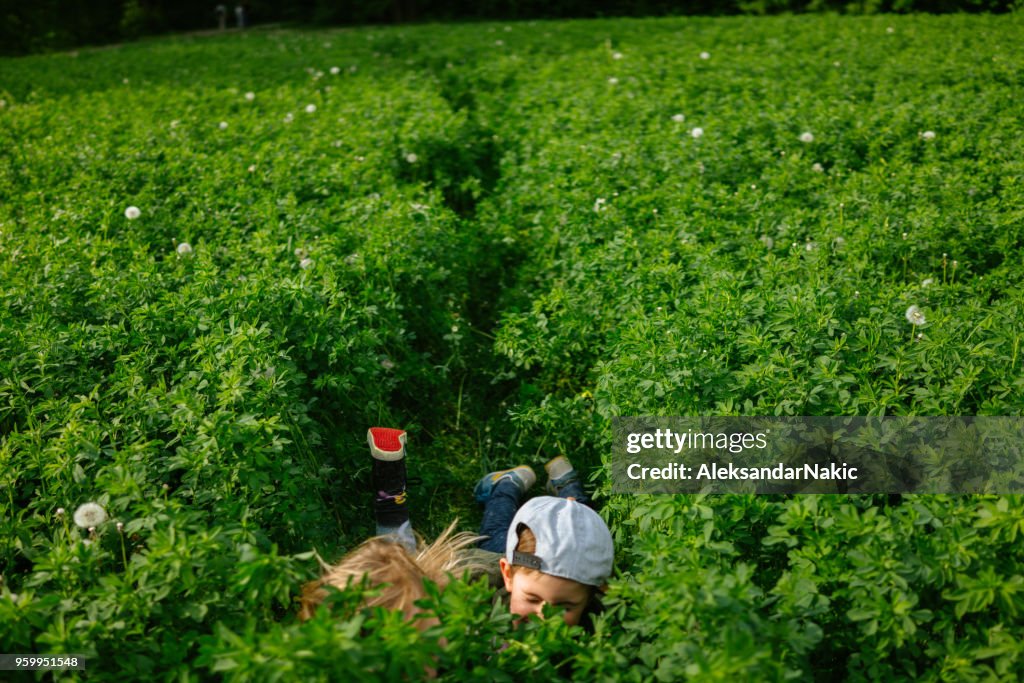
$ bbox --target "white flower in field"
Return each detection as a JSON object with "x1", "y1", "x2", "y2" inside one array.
[
  {"x1": 0, "y1": 99, "x2": 6, "y2": 108},
  {"x1": 905, "y1": 305, "x2": 926, "y2": 326},
  {"x1": 699, "y1": 51, "x2": 710, "y2": 60},
  {"x1": 410, "y1": 202, "x2": 429, "y2": 212},
  {"x1": 56, "y1": 507, "x2": 65, "y2": 517},
  {"x1": 921, "y1": 130, "x2": 936, "y2": 140},
  {"x1": 799, "y1": 131, "x2": 815, "y2": 143},
  {"x1": 916, "y1": 332, "x2": 923, "y2": 341},
  {"x1": 922, "y1": 278, "x2": 934, "y2": 287},
  {"x1": 594, "y1": 197, "x2": 607, "y2": 212},
  {"x1": 73, "y1": 502, "x2": 107, "y2": 529},
  {"x1": 812, "y1": 163, "x2": 824, "y2": 173},
  {"x1": 294, "y1": 247, "x2": 308, "y2": 259},
  {"x1": 805, "y1": 241, "x2": 816, "y2": 252},
  {"x1": 495, "y1": 40, "x2": 504, "y2": 46},
  {"x1": 247, "y1": 164, "x2": 256, "y2": 173},
  {"x1": 124, "y1": 206, "x2": 141, "y2": 220},
  {"x1": 299, "y1": 257, "x2": 314, "y2": 270},
  {"x1": 405, "y1": 152, "x2": 418, "y2": 163},
  {"x1": 832, "y1": 236, "x2": 846, "y2": 249},
  {"x1": 759, "y1": 235, "x2": 774, "y2": 249},
  {"x1": 349, "y1": 65, "x2": 358, "y2": 73},
  {"x1": 671, "y1": 113, "x2": 686, "y2": 122},
  {"x1": 886, "y1": 27, "x2": 895, "y2": 34},
  {"x1": 345, "y1": 253, "x2": 360, "y2": 265},
  {"x1": 305, "y1": 104, "x2": 317, "y2": 114},
  {"x1": 380, "y1": 357, "x2": 395, "y2": 370},
  {"x1": 219, "y1": 121, "x2": 229, "y2": 130},
  {"x1": 608, "y1": 77, "x2": 619, "y2": 85},
  {"x1": 284, "y1": 113, "x2": 294, "y2": 123},
  {"x1": 170, "y1": 120, "x2": 180, "y2": 128},
  {"x1": 244, "y1": 91, "x2": 255, "y2": 101},
  {"x1": 612, "y1": 52, "x2": 623, "y2": 60},
  {"x1": 330, "y1": 66, "x2": 340, "y2": 74},
  {"x1": 177, "y1": 242, "x2": 192, "y2": 255},
  {"x1": 116, "y1": 522, "x2": 124, "y2": 533},
  {"x1": 691, "y1": 127, "x2": 704, "y2": 138}
]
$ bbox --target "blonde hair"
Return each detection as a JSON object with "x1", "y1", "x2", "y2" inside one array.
[{"x1": 298, "y1": 521, "x2": 488, "y2": 621}]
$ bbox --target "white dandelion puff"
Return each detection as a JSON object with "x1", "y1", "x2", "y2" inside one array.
[
  {"x1": 921, "y1": 278, "x2": 934, "y2": 287},
  {"x1": 495, "y1": 39, "x2": 504, "y2": 46},
  {"x1": 672, "y1": 113, "x2": 686, "y2": 122},
  {"x1": 305, "y1": 104, "x2": 317, "y2": 114},
  {"x1": 759, "y1": 235, "x2": 774, "y2": 249},
  {"x1": 699, "y1": 51, "x2": 710, "y2": 60},
  {"x1": 176, "y1": 242, "x2": 192, "y2": 256},
  {"x1": 345, "y1": 253, "x2": 360, "y2": 265},
  {"x1": 405, "y1": 152, "x2": 418, "y2": 163},
  {"x1": 594, "y1": 197, "x2": 607, "y2": 212},
  {"x1": 124, "y1": 206, "x2": 141, "y2": 220},
  {"x1": 219, "y1": 121, "x2": 229, "y2": 130},
  {"x1": 284, "y1": 113, "x2": 294, "y2": 123},
  {"x1": 608, "y1": 77, "x2": 619, "y2": 85},
  {"x1": 170, "y1": 120, "x2": 180, "y2": 128},
  {"x1": 612, "y1": 51, "x2": 623, "y2": 60},
  {"x1": 56, "y1": 507, "x2": 65, "y2": 517},
  {"x1": 691, "y1": 127, "x2": 704, "y2": 138},
  {"x1": 380, "y1": 357, "x2": 395, "y2": 370},
  {"x1": 244, "y1": 91, "x2": 255, "y2": 101},
  {"x1": 805, "y1": 241, "x2": 817, "y2": 252},
  {"x1": 905, "y1": 305, "x2": 926, "y2": 326},
  {"x1": 330, "y1": 66, "x2": 340, "y2": 74},
  {"x1": 300, "y1": 258, "x2": 315, "y2": 270},
  {"x1": 116, "y1": 522, "x2": 124, "y2": 533},
  {"x1": 886, "y1": 27, "x2": 895, "y2": 34},
  {"x1": 294, "y1": 247, "x2": 308, "y2": 259},
  {"x1": 799, "y1": 131, "x2": 815, "y2": 143},
  {"x1": 921, "y1": 130, "x2": 936, "y2": 140},
  {"x1": 812, "y1": 162, "x2": 824, "y2": 173},
  {"x1": 73, "y1": 502, "x2": 107, "y2": 529},
  {"x1": 247, "y1": 164, "x2": 256, "y2": 173}
]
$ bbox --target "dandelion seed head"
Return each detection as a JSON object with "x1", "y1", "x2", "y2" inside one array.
[
  {"x1": 116, "y1": 522, "x2": 124, "y2": 533},
  {"x1": 299, "y1": 257, "x2": 314, "y2": 270},
  {"x1": 124, "y1": 206, "x2": 141, "y2": 220},
  {"x1": 176, "y1": 242, "x2": 192, "y2": 255},
  {"x1": 170, "y1": 120, "x2": 180, "y2": 128},
  {"x1": 330, "y1": 66, "x2": 340, "y2": 75},
  {"x1": 691, "y1": 127, "x2": 704, "y2": 139},
  {"x1": 56, "y1": 507, "x2": 65, "y2": 517},
  {"x1": 671, "y1": 113, "x2": 685, "y2": 122},
  {"x1": 608, "y1": 77, "x2": 619, "y2": 85},
  {"x1": 922, "y1": 278, "x2": 934, "y2": 287},
  {"x1": 902, "y1": 232, "x2": 908, "y2": 240},
  {"x1": 886, "y1": 27, "x2": 895, "y2": 34},
  {"x1": 380, "y1": 357, "x2": 395, "y2": 370},
  {"x1": 405, "y1": 152, "x2": 418, "y2": 163},
  {"x1": 244, "y1": 91, "x2": 255, "y2": 101},
  {"x1": 284, "y1": 113, "x2": 294, "y2": 123},
  {"x1": 921, "y1": 130, "x2": 936, "y2": 140},
  {"x1": 812, "y1": 162, "x2": 824, "y2": 173},
  {"x1": 594, "y1": 197, "x2": 607, "y2": 212},
  {"x1": 760, "y1": 235, "x2": 774, "y2": 249},
  {"x1": 219, "y1": 121, "x2": 229, "y2": 130},
  {"x1": 248, "y1": 164, "x2": 256, "y2": 173},
  {"x1": 73, "y1": 502, "x2": 107, "y2": 529},
  {"x1": 613, "y1": 52, "x2": 623, "y2": 60},
  {"x1": 294, "y1": 247, "x2": 308, "y2": 259},
  {"x1": 305, "y1": 104, "x2": 317, "y2": 114},
  {"x1": 699, "y1": 51, "x2": 710, "y2": 60},
  {"x1": 905, "y1": 305, "x2": 926, "y2": 326},
  {"x1": 799, "y1": 132, "x2": 815, "y2": 143}
]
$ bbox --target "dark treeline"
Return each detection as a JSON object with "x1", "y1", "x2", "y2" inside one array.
[{"x1": 0, "y1": 0, "x2": 1015, "y2": 56}]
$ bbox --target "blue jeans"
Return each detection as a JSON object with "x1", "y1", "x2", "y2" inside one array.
[{"x1": 477, "y1": 477, "x2": 590, "y2": 553}]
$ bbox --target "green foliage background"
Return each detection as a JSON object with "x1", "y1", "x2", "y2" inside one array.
[{"x1": 1, "y1": 13, "x2": 1023, "y2": 681}]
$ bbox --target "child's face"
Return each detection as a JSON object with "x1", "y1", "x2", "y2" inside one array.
[{"x1": 499, "y1": 558, "x2": 591, "y2": 626}]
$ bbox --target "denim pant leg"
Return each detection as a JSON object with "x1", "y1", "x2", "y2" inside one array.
[{"x1": 478, "y1": 478, "x2": 522, "y2": 553}]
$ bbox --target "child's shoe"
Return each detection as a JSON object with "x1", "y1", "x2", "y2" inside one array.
[
  {"x1": 545, "y1": 455, "x2": 589, "y2": 503},
  {"x1": 369, "y1": 428, "x2": 409, "y2": 528},
  {"x1": 474, "y1": 466, "x2": 536, "y2": 503}
]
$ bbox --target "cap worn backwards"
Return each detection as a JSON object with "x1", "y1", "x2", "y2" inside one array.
[{"x1": 505, "y1": 496, "x2": 614, "y2": 587}]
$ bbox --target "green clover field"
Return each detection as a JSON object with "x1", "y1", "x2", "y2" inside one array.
[{"x1": 2, "y1": 12, "x2": 1023, "y2": 681}]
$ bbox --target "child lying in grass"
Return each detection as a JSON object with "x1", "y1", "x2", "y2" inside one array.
[{"x1": 298, "y1": 428, "x2": 613, "y2": 631}]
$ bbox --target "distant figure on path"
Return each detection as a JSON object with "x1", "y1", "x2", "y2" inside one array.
[
  {"x1": 235, "y1": 3, "x2": 246, "y2": 29},
  {"x1": 215, "y1": 4, "x2": 227, "y2": 30}
]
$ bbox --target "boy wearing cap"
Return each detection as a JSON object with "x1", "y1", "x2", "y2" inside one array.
[{"x1": 474, "y1": 462, "x2": 614, "y2": 627}]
